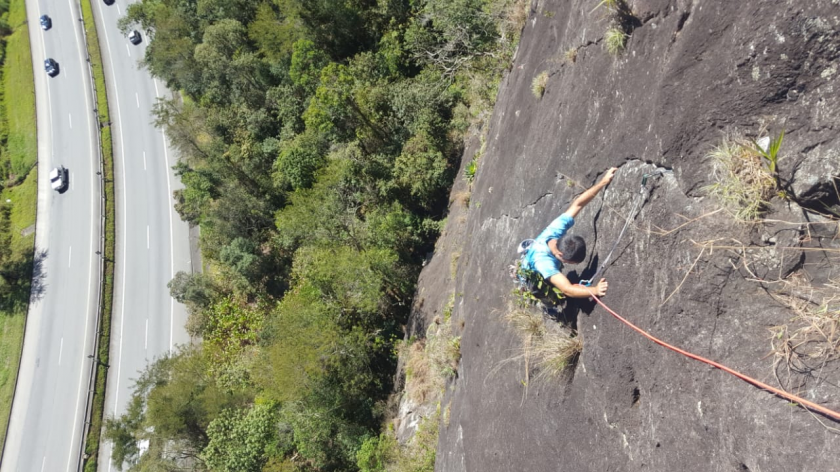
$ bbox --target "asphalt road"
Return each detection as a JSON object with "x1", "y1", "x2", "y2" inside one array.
[
  {"x1": 91, "y1": 0, "x2": 192, "y2": 470},
  {"x1": 1, "y1": 0, "x2": 101, "y2": 470}
]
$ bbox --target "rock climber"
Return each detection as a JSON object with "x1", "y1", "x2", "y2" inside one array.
[{"x1": 518, "y1": 167, "x2": 617, "y2": 302}]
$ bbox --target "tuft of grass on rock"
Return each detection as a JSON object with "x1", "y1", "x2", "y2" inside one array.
[
  {"x1": 565, "y1": 47, "x2": 578, "y2": 63},
  {"x1": 533, "y1": 331, "x2": 583, "y2": 378},
  {"x1": 531, "y1": 70, "x2": 549, "y2": 98},
  {"x1": 705, "y1": 134, "x2": 777, "y2": 220},
  {"x1": 604, "y1": 27, "x2": 628, "y2": 55}
]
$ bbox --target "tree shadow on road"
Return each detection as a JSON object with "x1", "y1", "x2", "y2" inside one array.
[{"x1": 0, "y1": 249, "x2": 48, "y2": 314}]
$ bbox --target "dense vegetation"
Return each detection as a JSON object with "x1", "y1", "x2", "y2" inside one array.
[
  {"x1": 105, "y1": 0, "x2": 525, "y2": 470},
  {"x1": 0, "y1": 0, "x2": 37, "y2": 452}
]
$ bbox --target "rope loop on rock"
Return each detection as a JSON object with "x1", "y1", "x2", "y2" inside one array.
[{"x1": 582, "y1": 288, "x2": 840, "y2": 422}]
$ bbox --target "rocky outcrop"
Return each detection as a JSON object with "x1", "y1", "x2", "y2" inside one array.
[{"x1": 407, "y1": 1, "x2": 840, "y2": 470}]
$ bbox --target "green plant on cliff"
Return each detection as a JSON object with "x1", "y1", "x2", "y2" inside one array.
[
  {"x1": 604, "y1": 27, "x2": 628, "y2": 55},
  {"x1": 531, "y1": 70, "x2": 549, "y2": 98},
  {"x1": 751, "y1": 129, "x2": 785, "y2": 175}
]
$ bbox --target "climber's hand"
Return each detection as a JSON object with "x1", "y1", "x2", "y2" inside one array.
[
  {"x1": 600, "y1": 167, "x2": 618, "y2": 186},
  {"x1": 595, "y1": 278, "x2": 608, "y2": 297}
]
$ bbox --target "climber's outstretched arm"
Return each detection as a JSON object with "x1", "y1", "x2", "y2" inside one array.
[{"x1": 563, "y1": 167, "x2": 618, "y2": 218}]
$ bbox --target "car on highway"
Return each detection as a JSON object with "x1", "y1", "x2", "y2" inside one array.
[
  {"x1": 103, "y1": 0, "x2": 115, "y2": 4},
  {"x1": 128, "y1": 30, "x2": 142, "y2": 45},
  {"x1": 40, "y1": 15, "x2": 52, "y2": 30},
  {"x1": 44, "y1": 58, "x2": 59, "y2": 77},
  {"x1": 50, "y1": 166, "x2": 68, "y2": 192}
]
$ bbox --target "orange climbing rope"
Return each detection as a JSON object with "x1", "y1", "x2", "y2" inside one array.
[{"x1": 583, "y1": 289, "x2": 840, "y2": 422}]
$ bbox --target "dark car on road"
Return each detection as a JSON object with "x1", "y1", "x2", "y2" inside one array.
[
  {"x1": 40, "y1": 15, "x2": 52, "y2": 30},
  {"x1": 103, "y1": 0, "x2": 114, "y2": 4},
  {"x1": 128, "y1": 30, "x2": 142, "y2": 45},
  {"x1": 44, "y1": 58, "x2": 59, "y2": 77},
  {"x1": 50, "y1": 166, "x2": 68, "y2": 192}
]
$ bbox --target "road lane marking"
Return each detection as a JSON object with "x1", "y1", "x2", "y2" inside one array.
[
  {"x1": 154, "y1": 79, "x2": 159, "y2": 96},
  {"x1": 68, "y1": 246, "x2": 72, "y2": 267},
  {"x1": 145, "y1": 319, "x2": 148, "y2": 350},
  {"x1": 41, "y1": 456, "x2": 46, "y2": 472},
  {"x1": 68, "y1": 113, "x2": 72, "y2": 129},
  {"x1": 136, "y1": 93, "x2": 140, "y2": 108},
  {"x1": 143, "y1": 151, "x2": 147, "y2": 170},
  {"x1": 58, "y1": 338, "x2": 64, "y2": 366},
  {"x1": 126, "y1": 43, "x2": 130, "y2": 57},
  {"x1": 117, "y1": 4, "x2": 121, "y2": 15},
  {"x1": 162, "y1": 133, "x2": 175, "y2": 353},
  {"x1": 147, "y1": 225, "x2": 150, "y2": 249}
]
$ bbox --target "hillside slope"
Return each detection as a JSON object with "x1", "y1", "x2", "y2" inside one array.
[{"x1": 407, "y1": 1, "x2": 840, "y2": 470}]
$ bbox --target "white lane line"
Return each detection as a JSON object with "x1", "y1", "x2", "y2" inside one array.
[
  {"x1": 41, "y1": 456, "x2": 46, "y2": 472},
  {"x1": 68, "y1": 246, "x2": 72, "y2": 268},
  {"x1": 68, "y1": 113, "x2": 72, "y2": 129},
  {"x1": 126, "y1": 43, "x2": 131, "y2": 57},
  {"x1": 67, "y1": 0, "x2": 99, "y2": 466},
  {"x1": 117, "y1": 4, "x2": 121, "y2": 15},
  {"x1": 58, "y1": 338, "x2": 64, "y2": 366},
  {"x1": 145, "y1": 319, "x2": 148, "y2": 350},
  {"x1": 136, "y1": 93, "x2": 140, "y2": 108},
  {"x1": 155, "y1": 79, "x2": 177, "y2": 353},
  {"x1": 147, "y1": 225, "x2": 150, "y2": 249},
  {"x1": 143, "y1": 151, "x2": 147, "y2": 170},
  {"x1": 162, "y1": 133, "x2": 175, "y2": 354}
]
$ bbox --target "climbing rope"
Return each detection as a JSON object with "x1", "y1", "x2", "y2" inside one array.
[
  {"x1": 582, "y1": 288, "x2": 840, "y2": 422},
  {"x1": 583, "y1": 170, "x2": 670, "y2": 286}
]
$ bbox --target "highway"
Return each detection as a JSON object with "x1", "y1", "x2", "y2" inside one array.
[
  {"x1": 1, "y1": 0, "x2": 191, "y2": 470},
  {"x1": 1, "y1": 0, "x2": 100, "y2": 470},
  {"x1": 91, "y1": 0, "x2": 192, "y2": 470}
]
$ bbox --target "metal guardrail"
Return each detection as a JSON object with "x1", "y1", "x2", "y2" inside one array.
[{"x1": 73, "y1": 0, "x2": 107, "y2": 469}]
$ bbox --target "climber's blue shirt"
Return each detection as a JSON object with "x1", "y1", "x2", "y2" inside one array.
[{"x1": 522, "y1": 214, "x2": 575, "y2": 279}]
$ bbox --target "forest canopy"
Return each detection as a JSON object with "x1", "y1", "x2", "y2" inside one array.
[{"x1": 105, "y1": 0, "x2": 527, "y2": 470}]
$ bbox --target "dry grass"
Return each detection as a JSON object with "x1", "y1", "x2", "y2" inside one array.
[
  {"x1": 505, "y1": 307, "x2": 546, "y2": 338},
  {"x1": 450, "y1": 252, "x2": 461, "y2": 279},
  {"x1": 532, "y1": 331, "x2": 583, "y2": 378},
  {"x1": 565, "y1": 47, "x2": 578, "y2": 63},
  {"x1": 499, "y1": 0, "x2": 532, "y2": 44},
  {"x1": 450, "y1": 189, "x2": 471, "y2": 207},
  {"x1": 404, "y1": 340, "x2": 438, "y2": 404},
  {"x1": 705, "y1": 135, "x2": 777, "y2": 221},
  {"x1": 768, "y1": 273, "x2": 840, "y2": 391},
  {"x1": 504, "y1": 305, "x2": 581, "y2": 379},
  {"x1": 531, "y1": 70, "x2": 549, "y2": 98}
]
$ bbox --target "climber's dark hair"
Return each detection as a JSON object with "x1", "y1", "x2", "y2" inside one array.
[{"x1": 558, "y1": 235, "x2": 586, "y2": 264}]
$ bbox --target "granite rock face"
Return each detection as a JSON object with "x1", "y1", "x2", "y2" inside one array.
[{"x1": 404, "y1": 1, "x2": 840, "y2": 471}]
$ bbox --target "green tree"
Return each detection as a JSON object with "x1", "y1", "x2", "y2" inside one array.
[
  {"x1": 289, "y1": 39, "x2": 329, "y2": 95},
  {"x1": 273, "y1": 130, "x2": 328, "y2": 190},
  {"x1": 168, "y1": 271, "x2": 217, "y2": 309},
  {"x1": 201, "y1": 404, "x2": 278, "y2": 472},
  {"x1": 392, "y1": 131, "x2": 451, "y2": 209}
]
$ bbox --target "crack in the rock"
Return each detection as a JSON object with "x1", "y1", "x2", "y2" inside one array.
[{"x1": 487, "y1": 192, "x2": 554, "y2": 222}]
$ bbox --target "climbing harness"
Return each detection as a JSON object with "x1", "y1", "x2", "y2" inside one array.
[
  {"x1": 581, "y1": 170, "x2": 671, "y2": 286},
  {"x1": 583, "y1": 289, "x2": 840, "y2": 422}
]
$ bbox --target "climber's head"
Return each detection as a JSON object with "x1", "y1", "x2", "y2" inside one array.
[{"x1": 555, "y1": 234, "x2": 586, "y2": 264}]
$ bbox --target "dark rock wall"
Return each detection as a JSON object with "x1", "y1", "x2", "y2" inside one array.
[{"x1": 428, "y1": 1, "x2": 840, "y2": 471}]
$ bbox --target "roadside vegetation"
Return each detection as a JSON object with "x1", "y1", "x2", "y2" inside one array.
[
  {"x1": 79, "y1": 0, "x2": 117, "y2": 468},
  {"x1": 0, "y1": 0, "x2": 37, "y2": 452},
  {"x1": 101, "y1": 0, "x2": 529, "y2": 470}
]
